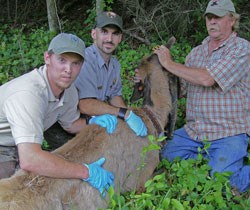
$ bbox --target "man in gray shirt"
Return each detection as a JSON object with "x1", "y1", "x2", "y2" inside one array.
[{"x1": 75, "y1": 11, "x2": 147, "y2": 136}]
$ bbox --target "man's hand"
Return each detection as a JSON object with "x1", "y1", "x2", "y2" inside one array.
[
  {"x1": 89, "y1": 114, "x2": 118, "y2": 134},
  {"x1": 125, "y1": 111, "x2": 148, "y2": 136},
  {"x1": 83, "y1": 157, "x2": 114, "y2": 197}
]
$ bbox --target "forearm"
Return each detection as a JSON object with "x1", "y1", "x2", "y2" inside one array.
[
  {"x1": 65, "y1": 118, "x2": 86, "y2": 134},
  {"x1": 79, "y1": 98, "x2": 120, "y2": 116},
  {"x1": 18, "y1": 143, "x2": 89, "y2": 179},
  {"x1": 155, "y1": 46, "x2": 215, "y2": 87},
  {"x1": 109, "y1": 95, "x2": 126, "y2": 108},
  {"x1": 163, "y1": 60, "x2": 215, "y2": 87}
]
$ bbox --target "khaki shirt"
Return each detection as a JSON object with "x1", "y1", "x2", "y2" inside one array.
[{"x1": 0, "y1": 65, "x2": 80, "y2": 146}]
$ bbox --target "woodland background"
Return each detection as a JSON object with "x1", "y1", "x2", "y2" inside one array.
[{"x1": 0, "y1": 0, "x2": 250, "y2": 209}]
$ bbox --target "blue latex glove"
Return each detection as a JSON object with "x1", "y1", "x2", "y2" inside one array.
[
  {"x1": 125, "y1": 111, "x2": 148, "y2": 136},
  {"x1": 89, "y1": 114, "x2": 118, "y2": 134},
  {"x1": 83, "y1": 157, "x2": 114, "y2": 197}
]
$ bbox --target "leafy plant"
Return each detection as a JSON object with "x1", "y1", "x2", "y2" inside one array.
[
  {"x1": 106, "y1": 146, "x2": 250, "y2": 209},
  {"x1": 0, "y1": 24, "x2": 54, "y2": 84},
  {"x1": 42, "y1": 139, "x2": 51, "y2": 151},
  {"x1": 116, "y1": 42, "x2": 151, "y2": 106}
]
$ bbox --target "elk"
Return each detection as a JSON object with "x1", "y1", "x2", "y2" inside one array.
[{"x1": 0, "y1": 37, "x2": 177, "y2": 210}]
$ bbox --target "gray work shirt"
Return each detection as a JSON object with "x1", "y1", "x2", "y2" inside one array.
[{"x1": 75, "y1": 44, "x2": 122, "y2": 102}]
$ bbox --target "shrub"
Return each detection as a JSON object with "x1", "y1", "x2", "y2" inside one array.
[
  {"x1": 0, "y1": 24, "x2": 54, "y2": 84},
  {"x1": 106, "y1": 141, "x2": 250, "y2": 209}
]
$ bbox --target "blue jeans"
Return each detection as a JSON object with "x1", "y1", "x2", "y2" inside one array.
[{"x1": 161, "y1": 128, "x2": 250, "y2": 192}]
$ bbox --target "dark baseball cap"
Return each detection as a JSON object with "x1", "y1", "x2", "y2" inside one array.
[
  {"x1": 95, "y1": 11, "x2": 123, "y2": 31},
  {"x1": 48, "y1": 33, "x2": 85, "y2": 59}
]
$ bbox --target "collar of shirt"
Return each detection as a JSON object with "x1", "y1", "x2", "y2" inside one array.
[
  {"x1": 91, "y1": 44, "x2": 116, "y2": 71},
  {"x1": 202, "y1": 32, "x2": 237, "y2": 52},
  {"x1": 38, "y1": 65, "x2": 65, "y2": 105}
]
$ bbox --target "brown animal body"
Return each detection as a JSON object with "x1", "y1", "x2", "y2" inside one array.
[{"x1": 0, "y1": 37, "x2": 176, "y2": 210}]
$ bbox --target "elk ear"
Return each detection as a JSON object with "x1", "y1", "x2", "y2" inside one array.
[
  {"x1": 130, "y1": 81, "x2": 144, "y2": 103},
  {"x1": 165, "y1": 36, "x2": 176, "y2": 49}
]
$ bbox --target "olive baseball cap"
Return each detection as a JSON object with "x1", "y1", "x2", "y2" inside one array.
[
  {"x1": 48, "y1": 33, "x2": 85, "y2": 59},
  {"x1": 205, "y1": 0, "x2": 236, "y2": 17},
  {"x1": 95, "y1": 11, "x2": 123, "y2": 31}
]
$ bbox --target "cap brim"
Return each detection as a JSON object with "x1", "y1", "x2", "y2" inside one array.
[
  {"x1": 53, "y1": 47, "x2": 85, "y2": 59},
  {"x1": 204, "y1": 9, "x2": 228, "y2": 17},
  {"x1": 96, "y1": 22, "x2": 122, "y2": 31}
]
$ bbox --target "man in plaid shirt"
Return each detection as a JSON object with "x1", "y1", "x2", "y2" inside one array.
[{"x1": 154, "y1": 0, "x2": 250, "y2": 193}]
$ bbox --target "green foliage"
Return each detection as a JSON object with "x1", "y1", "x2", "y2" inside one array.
[
  {"x1": 116, "y1": 42, "x2": 151, "y2": 106},
  {"x1": 0, "y1": 24, "x2": 55, "y2": 84},
  {"x1": 106, "y1": 148, "x2": 250, "y2": 209},
  {"x1": 62, "y1": 0, "x2": 115, "y2": 47},
  {"x1": 117, "y1": 38, "x2": 190, "y2": 109},
  {"x1": 104, "y1": 0, "x2": 114, "y2": 11},
  {"x1": 170, "y1": 40, "x2": 193, "y2": 64},
  {"x1": 42, "y1": 139, "x2": 51, "y2": 151},
  {"x1": 175, "y1": 98, "x2": 186, "y2": 129},
  {"x1": 116, "y1": 39, "x2": 189, "y2": 128},
  {"x1": 68, "y1": 7, "x2": 96, "y2": 46}
]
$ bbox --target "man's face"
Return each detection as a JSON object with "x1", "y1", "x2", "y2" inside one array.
[
  {"x1": 91, "y1": 26, "x2": 122, "y2": 56},
  {"x1": 44, "y1": 52, "x2": 83, "y2": 97},
  {"x1": 206, "y1": 13, "x2": 235, "y2": 41}
]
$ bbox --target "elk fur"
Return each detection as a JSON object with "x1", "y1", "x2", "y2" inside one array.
[{"x1": 0, "y1": 37, "x2": 176, "y2": 210}]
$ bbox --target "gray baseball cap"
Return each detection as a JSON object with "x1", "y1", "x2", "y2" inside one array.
[
  {"x1": 95, "y1": 11, "x2": 123, "y2": 31},
  {"x1": 48, "y1": 33, "x2": 85, "y2": 59},
  {"x1": 205, "y1": 0, "x2": 236, "y2": 17}
]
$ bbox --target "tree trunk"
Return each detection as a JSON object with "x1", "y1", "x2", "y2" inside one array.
[
  {"x1": 46, "y1": 0, "x2": 60, "y2": 32},
  {"x1": 96, "y1": 0, "x2": 104, "y2": 15}
]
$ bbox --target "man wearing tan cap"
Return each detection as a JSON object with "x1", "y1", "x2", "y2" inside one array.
[
  {"x1": 152, "y1": 0, "x2": 250, "y2": 193},
  {"x1": 75, "y1": 11, "x2": 147, "y2": 137},
  {"x1": 0, "y1": 33, "x2": 115, "y2": 195}
]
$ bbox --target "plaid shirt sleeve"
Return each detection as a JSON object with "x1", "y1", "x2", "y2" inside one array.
[
  {"x1": 207, "y1": 36, "x2": 250, "y2": 93},
  {"x1": 184, "y1": 33, "x2": 250, "y2": 141}
]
